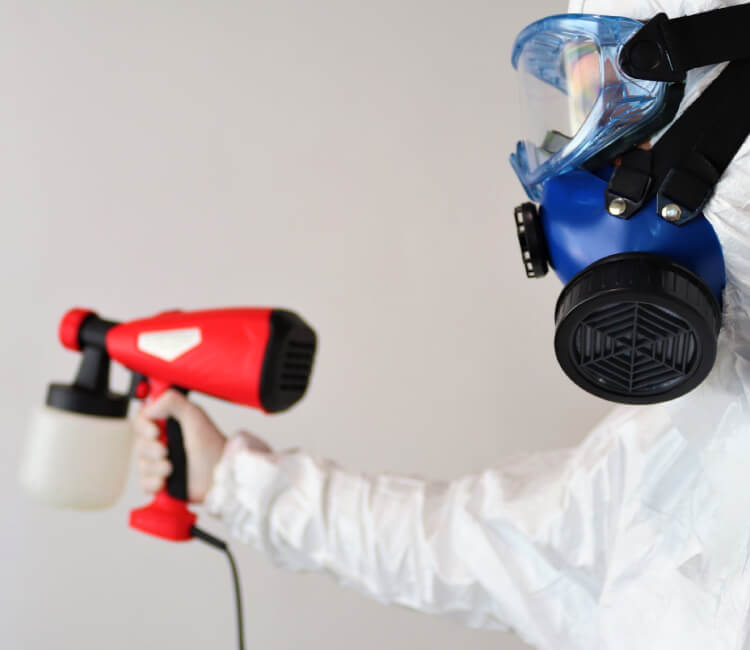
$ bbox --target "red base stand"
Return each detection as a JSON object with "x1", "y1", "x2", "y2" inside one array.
[{"x1": 129, "y1": 491, "x2": 197, "y2": 542}]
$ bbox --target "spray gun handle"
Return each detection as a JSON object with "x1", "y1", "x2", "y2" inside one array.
[
  {"x1": 163, "y1": 415, "x2": 189, "y2": 501},
  {"x1": 129, "y1": 383, "x2": 197, "y2": 541}
]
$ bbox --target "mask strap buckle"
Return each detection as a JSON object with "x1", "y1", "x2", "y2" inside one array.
[
  {"x1": 605, "y1": 149, "x2": 653, "y2": 219},
  {"x1": 656, "y1": 153, "x2": 720, "y2": 225}
]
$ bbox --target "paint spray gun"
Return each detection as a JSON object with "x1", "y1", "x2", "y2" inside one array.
[{"x1": 20, "y1": 307, "x2": 317, "y2": 648}]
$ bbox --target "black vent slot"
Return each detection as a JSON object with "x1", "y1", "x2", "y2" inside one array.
[
  {"x1": 260, "y1": 311, "x2": 317, "y2": 412},
  {"x1": 280, "y1": 340, "x2": 315, "y2": 392}
]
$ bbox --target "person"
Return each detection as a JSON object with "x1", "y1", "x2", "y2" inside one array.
[{"x1": 135, "y1": 1, "x2": 750, "y2": 648}]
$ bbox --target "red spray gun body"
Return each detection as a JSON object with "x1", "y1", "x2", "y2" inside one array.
[{"x1": 49, "y1": 307, "x2": 316, "y2": 541}]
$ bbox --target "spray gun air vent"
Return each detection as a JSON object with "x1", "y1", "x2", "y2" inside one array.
[{"x1": 260, "y1": 311, "x2": 317, "y2": 412}]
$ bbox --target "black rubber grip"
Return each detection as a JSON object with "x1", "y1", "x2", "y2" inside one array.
[{"x1": 165, "y1": 416, "x2": 189, "y2": 501}]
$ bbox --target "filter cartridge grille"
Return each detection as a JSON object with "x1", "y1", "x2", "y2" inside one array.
[
  {"x1": 574, "y1": 302, "x2": 698, "y2": 395},
  {"x1": 554, "y1": 254, "x2": 720, "y2": 404}
]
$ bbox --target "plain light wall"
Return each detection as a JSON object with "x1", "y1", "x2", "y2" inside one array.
[{"x1": 1, "y1": 2, "x2": 612, "y2": 649}]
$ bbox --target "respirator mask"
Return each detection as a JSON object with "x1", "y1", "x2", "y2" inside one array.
[{"x1": 511, "y1": 7, "x2": 750, "y2": 404}]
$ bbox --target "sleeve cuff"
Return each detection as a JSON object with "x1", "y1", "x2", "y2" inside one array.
[{"x1": 204, "y1": 431, "x2": 290, "y2": 549}]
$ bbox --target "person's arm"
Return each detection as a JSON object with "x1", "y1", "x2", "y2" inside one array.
[
  {"x1": 134, "y1": 391, "x2": 680, "y2": 644},
  {"x1": 202, "y1": 404, "x2": 676, "y2": 646}
]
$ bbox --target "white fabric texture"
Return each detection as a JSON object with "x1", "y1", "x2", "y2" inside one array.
[{"x1": 206, "y1": 2, "x2": 750, "y2": 648}]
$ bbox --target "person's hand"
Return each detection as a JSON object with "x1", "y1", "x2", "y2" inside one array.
[{"x1": 133, "y1": 390, "x2": 268, "y2": 503}]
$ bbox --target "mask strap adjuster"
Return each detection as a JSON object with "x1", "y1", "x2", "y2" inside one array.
[
  {"x1": 620, "y1": 6, "x2": 750, "y2": 82},
  {"x1": 620, "y1": 13, "x2": 683, "y2": 82},
  {"x1": 657, "y1": 152, "x2": 721, "y2": 225},
  {"x1": 605, "y1": 149, "x2": 653, "y2": 219}
]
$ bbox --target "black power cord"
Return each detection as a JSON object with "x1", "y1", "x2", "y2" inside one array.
[{"x1": 191, "y1": 526, "x2": 245, "y2": 650}]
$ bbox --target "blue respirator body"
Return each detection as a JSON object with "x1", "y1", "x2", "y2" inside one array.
[
  {"x1": 516, "y1": 168, "x2": 725, "y2": 404},
  {"x1": 511, "y1": 9, "x2": 750, "y2": 403},
  {"x1": 541, "y1": 169, "x2": 725, "y2": 300}
]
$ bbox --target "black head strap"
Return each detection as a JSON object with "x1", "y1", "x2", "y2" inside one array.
[
  {"x1": 621, "y1": 5, "x2": 750, "y2": 81},
  {"x1": 607, "y1": 3, "x2": 750, "y2": 224},
  {"x1": 607, "y1": 58, "x2": 750, "y2": 224}
]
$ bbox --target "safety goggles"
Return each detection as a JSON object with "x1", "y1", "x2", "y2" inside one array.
[{"x1": 510, "y1": 14, "x2": 682, "y2": 200}]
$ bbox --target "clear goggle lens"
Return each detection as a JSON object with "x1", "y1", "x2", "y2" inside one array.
[
  {"x1": 516, "y1": 36, "x2": 602, "y2": 179},
  {"x1": 564, "y1": 40, "x2": 602, "y2": 136}
]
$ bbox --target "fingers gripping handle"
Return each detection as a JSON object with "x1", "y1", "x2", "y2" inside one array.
[{"x1": 129, "y1": 389, "x2": 197, "y2": 541}]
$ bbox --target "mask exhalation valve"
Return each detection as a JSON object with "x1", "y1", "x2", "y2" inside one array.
[
  {"x1": 554, "y1": 254, "x2": 721, "y2": 404},
  {"x1": 514, "y1": 203, "x2": 549, "y2": 278}
]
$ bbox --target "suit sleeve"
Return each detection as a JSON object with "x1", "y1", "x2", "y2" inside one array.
[{"x1": 205, "y1": 405, "x2": 679, "y2": 646}]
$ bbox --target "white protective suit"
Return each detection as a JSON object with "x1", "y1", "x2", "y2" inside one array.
[{"x1": 205, "y1": 1, "x2": 750, "y2": 648}]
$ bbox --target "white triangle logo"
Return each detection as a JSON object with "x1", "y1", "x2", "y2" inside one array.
[{"x1": 137, "y1": 328, "x2": 202, "y2": 362}]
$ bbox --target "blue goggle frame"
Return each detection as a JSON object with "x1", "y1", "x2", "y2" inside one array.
[{"x1": 511, "y1": 14, "x2": 677, "y2": 200}]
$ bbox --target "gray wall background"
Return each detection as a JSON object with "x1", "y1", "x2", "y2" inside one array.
[{"x1": 1, "y1": 2, "x2": 612, "y2": 649}]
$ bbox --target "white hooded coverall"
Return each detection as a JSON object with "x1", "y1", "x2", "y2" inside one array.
[{"x1": 205, "y1": 1, "x2": 750, "y2": 648}]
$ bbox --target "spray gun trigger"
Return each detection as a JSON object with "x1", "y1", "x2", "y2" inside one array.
[
  {"x1": 128, "y1": 373, "x2": 150, "y2": 400},
  {"x1": 134, "y1": 381, "x2": 150, "y2": 400}
]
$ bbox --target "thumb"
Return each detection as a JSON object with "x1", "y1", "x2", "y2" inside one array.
[{"x1": 142, "y1": 389, "x2": 194, "y2": 422}]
